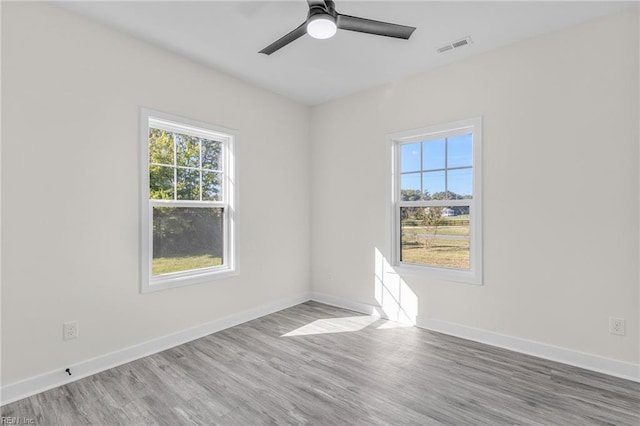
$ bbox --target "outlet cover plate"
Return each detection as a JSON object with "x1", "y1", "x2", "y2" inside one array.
[
  {"x1": 609, "y1": 317, "x2": 625, "y2": 336},
  {"x1": 63, "y1": 321, "x2": 79, "y2": 340}
]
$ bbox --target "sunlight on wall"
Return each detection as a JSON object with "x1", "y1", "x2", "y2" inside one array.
[
  {"x1": 280, "y1": 248, "x2": 419, "y2": 337},
  {"x1": 374, "y1": 248, "x2": 418, "y2": 325}
]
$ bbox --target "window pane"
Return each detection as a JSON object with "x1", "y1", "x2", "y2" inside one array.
[
  {"x1": 202, "y1": 139, "x2": 222, "y2": 171},
  {"x1": 422, "y1": 138, "x2": 445, "y2": 170},
  {"x1": 447, "y1": 168, "x2": 473, "y2": 199},
  {"x1": 401, "y1": 173, "x2": 423, "y2": 201},
  {"x1": 176, "y1": 168, "x2": 200, "y2": 200},
  {"x1": 400, "y1": 206, "x2": 470, "y2": 270},
  {"x1": 202, "y1": 171, "x2": 222, "y2": 201},
  {"x1": 447, "y1": 134, "x2": 472, "y2": 168},
  {"x1": 149, "y1": 165, "x2": 175, "y2": 200},
  {"x1": 149, "y1": 129, "x2": 174, "y2": 166},
  {"x1": 152, "y1": 207, "x2": 224, "y2": 275},
  {"x1": 175, "y1": 133, "x2": 200, "y2": 168},
  {"x1": 400, "y1": 143, "x2": 421, "y2": 173},
  {"x1": 422, "y1": 171, "x2": 445, "y2": 199}
]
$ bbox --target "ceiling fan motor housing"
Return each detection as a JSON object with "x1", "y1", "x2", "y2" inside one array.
[{"x1": 308, "y1": 0, "x2": 337, "y2": 20}]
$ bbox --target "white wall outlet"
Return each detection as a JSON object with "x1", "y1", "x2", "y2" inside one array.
[
  {"x1": 63, "y1": 321, "x2": 79, "y2": 340},
  {"x1": 609, "y1": 317, "x2": 625, "y2": 336}
]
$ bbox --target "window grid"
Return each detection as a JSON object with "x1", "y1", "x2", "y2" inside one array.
[
  {"x1": 398, "y1": 136, "x2": 473, "y2": 200},
  {"x1": 149, "y1": 129, "x2": 224, "y2": 203}
]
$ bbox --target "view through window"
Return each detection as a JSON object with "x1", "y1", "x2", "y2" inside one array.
[{"x1": 399, "y1": 134, "x2": 472, "y2": 269}]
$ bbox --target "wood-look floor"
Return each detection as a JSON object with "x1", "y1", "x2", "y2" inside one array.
[{"x1": 2, "y1": 301, "x2": 639, "y2": 425}]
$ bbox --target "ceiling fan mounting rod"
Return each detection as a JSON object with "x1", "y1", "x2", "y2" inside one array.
[{"x1": 308, "y1": 0, "x2": 336, "y2": 20}]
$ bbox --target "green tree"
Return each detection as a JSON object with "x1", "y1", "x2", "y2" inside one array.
[
  {"x1": 431, "y1": 190, "x2": 461, "y2": 200},
  {"x1": 149, "y1": 130, "x2": 222, "y2": 200},
  {"x1": 423, "y1": 207, "x2": 443, "y2": 251},
  {"x1": 400, "y1": 190, "x2": 430, "y2": 222},
  {"x1": 400, "y1": 189, "x2": 424, "y2": 201},
  {"x1": 153, "y1": 207, "x2": 223, "y2": 259},
  {"x1": 149, "y1": 129, "x2": 175, "y2": 200}
]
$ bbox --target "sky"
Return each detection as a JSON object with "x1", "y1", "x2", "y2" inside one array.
[{"x1": 400, "y1": 133, "x2": 473, "y2": 197}]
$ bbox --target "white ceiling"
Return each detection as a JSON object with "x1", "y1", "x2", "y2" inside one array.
[{"x1": 56, "y1": 1, "x2": 634, "y2": 105}]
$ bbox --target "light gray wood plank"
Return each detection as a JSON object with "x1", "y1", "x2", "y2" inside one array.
[{"x1": 2, "y1": 301, "x2": 639, "y2": 425}]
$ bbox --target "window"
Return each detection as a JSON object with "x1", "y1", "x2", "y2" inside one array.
[
  {"x1": 388, "y1": 117, "x2": 482, "y2": 284},
  {"x1": 140, "y1": 109, "x2": 237, "y2": 292}
]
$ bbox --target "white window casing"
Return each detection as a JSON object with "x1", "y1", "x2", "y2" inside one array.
[
  {"x1": 140, "y1": 108, "x2": 238, "y2": 293},
  {"x1": 387, "y1": 117, "x2": 483, "y2": 285}
]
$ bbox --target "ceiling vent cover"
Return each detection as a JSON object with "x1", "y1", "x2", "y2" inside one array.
[{"x1": 437, "y1": 36, "x2": 473, "y2": 53}]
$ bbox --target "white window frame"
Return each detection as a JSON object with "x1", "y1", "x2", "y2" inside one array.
[
  {"x1": 387, "y1": 117, "x2": 482, "y2": 285},
  {"x1": 140, "y1": 108, "x2": 238, "y2": 293}
]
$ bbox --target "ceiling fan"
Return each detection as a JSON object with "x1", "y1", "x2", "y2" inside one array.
[{"x1": 259, "y1": 0, "x2": 416, "y2": 55}]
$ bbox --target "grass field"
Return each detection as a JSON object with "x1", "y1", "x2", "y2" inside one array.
[
  {"x1": 153, "y1": 254, "x2": 222, "y2": 275},
  {"x1": 444, "y1": 215, "x2": 469, "y2": 222},
  {"x1": 402, "y1": 224, "x2": 469, "y2": 236},
  {"x1": 401, "y1": 238, "x2": 470, "y2": 269}
]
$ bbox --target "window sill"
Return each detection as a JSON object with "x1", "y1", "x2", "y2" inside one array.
[
  {"x1": 141, "y1": 267, "x2": 238, "y2": 293},
  {"x1": 393, "y1": 263, "x2": 482, "y2": 285}
]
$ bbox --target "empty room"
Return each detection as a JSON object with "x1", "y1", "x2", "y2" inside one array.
[{"x1": 1, "y1": 1, "x2": 639, "y2": 425}]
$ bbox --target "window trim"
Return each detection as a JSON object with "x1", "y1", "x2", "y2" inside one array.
[
  {"x1": 140, "y1": 108, "x2": 238, "y2": 293},
  {"x1": 387, "y1": 117, "x2": 483, "y2": 285}
]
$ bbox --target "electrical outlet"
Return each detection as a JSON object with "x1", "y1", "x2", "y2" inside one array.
[
  {"x1": 609, "y1": 317, "x2": 625, "y2": 336},
  {"x1": 63, "y1": 321, "x2": 79, "y2": 340}
]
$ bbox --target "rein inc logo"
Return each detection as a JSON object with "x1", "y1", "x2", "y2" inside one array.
[{"x1": 1, "y1": 417, "x2": 35, "y2": 425}]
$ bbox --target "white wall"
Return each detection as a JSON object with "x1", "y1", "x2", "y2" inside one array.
[
  {"x1": 2, "y1": 1, "x2": 638, "y2": 390},
  {"x1": 310, "y1": 8, "x2": 639, "y2": 364},
  {"x1": 1, "y1": 3, "x2": 310, "y2": 384}
]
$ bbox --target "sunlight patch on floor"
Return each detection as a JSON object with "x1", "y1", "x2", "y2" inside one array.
[
  {"x1": 281, "y1": 315, "x2": 406, "y2": 337},
  {"x1": 375, "y1": 321, "x2": 412, "y2": 330}
]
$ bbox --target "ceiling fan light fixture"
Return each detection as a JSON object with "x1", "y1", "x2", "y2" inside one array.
[
  {"x1": 259, "y1": 0, "x2": 416, "y2": 55},
  {"x1": 307, "y1": 14, "x2": 337, "y2": 39}
]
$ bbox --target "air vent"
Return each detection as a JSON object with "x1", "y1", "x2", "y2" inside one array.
[
  {"x1": 437, "y1": 36, "x2": 473, "y2": 53},
  {"x1": 436, "y1": 45, "x2": 453, "y2": 53}
]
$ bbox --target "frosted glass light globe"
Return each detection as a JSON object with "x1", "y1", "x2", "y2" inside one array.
[{"x1": 307, "y1": 15, "x2": 337, "y2": 39}]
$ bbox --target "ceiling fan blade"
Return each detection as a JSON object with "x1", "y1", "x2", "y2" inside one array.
[
  {"x1": 337, "y1": 14, "x2": 416, "y2": 39},
  {"x1": 259, "y1": 23, "x2": 307, "y2": 55}
]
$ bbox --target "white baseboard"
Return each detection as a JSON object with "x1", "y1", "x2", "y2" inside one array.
[
  {"x1": 309, "y1": 291, "x2": 387, "y2": 318},
  {"x1": 417, "y1": 316, "x2": 640, "y2": 382},
  {"x1": 310, "y1": 292, "x2": 639, "y2": 383},
  {"x1": 0, "y1": 293, "x2": 311, "y2": 406}
]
